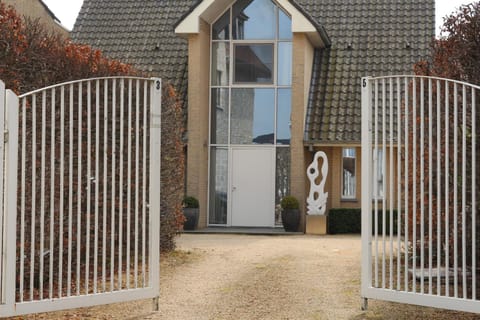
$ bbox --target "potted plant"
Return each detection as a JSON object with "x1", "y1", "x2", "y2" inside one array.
[
  {"x1": 280, "y1": 195, "x2": 300, "y2": 232},
  {"x1": 182, "y1": 196, "x2": 199, "y2": 230}
]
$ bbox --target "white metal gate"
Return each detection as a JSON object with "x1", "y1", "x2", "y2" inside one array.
[
  {"x1": 0, "y1": 77, "x2": 161, "y2": 317},
  {"x1": 361, "y1": 75, "x2": 479, "y2": 313}
]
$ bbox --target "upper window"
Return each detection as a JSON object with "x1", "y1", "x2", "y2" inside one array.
[
  {"x1": 210, "y1": 0, "x2": 292, "y2": 145},
  {"x1": 232, "y1": 0, "x2": 276, "y2": 40},
  {"x1": 234, "y1": 44, "x2": 274, "y2": 83}
]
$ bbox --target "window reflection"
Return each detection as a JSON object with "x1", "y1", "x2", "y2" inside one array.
[
  {"x1": 231, "y1": 88, "x2": 275, "y2": 144},
  {"x1": 278, "y1": 42, "x2": 292, "y2": 86},
  {"x1": 234, "y1": 44, "x2": 273, "y2": 83},
  {"x1": 275, "y1": 147, "x2": 290, "y2": 224},
  {"x1": 278, "y1": 8, "x2": 292, "y2": 40},
  {"x1": 211, "y1": 89, "x2": 229, "y2": 144},
  {"x1": 211, "y1": 42, "x2": 230, "y2": 86},
  {"x1": 209, "y1": 148, "x2": 228, "y2": 224},
  {"x1": 212, "y1": 10, "x2": 230, "y2": 40},
  {"x1": 232, "y1": 0, "x2": 275, "y2": 40},
  {"x1": 277, "y1": 89, "x2": 291, "y2": 144}
]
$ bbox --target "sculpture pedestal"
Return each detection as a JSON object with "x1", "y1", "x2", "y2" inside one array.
[{"x1": 306, "y1": 215, "x2": 327, "y2": 235}]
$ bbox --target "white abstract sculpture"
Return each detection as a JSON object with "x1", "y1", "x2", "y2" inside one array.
[{"x1": 307, "y1": 151, "x2": 329, "y2": 215}]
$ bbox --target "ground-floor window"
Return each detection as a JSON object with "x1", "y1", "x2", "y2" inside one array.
[{"x1": 342, "y1": 148, "x2": 356, "y2": 199}]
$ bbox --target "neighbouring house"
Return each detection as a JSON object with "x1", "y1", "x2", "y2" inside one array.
[
  {"x1": 1, "y1": 0, "x2": 69, "y2": 37},
  {"x1": 72, "y1": 0, "x2": 435, "y2": 233}
]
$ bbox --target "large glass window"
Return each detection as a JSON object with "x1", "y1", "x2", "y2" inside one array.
[
  {"x1": 342, "y1": 148, "x2": 356, "y2": 199},
  {"x1": 209, "y1": 0, "x2": 292, "y2": 225}
]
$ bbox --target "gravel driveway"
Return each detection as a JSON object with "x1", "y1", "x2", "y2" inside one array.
[
  {"x1": 18, "y1": 234, "x2": 478, "y2": 319},
  {"x1": 151, "y1": 234, "x2": 477, "y2": 320}
]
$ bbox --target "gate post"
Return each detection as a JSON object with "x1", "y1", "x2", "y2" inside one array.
[
  {"x1": 2, "y1": 90, "x2": 19, "y2": 313},
  {"x1": 149, "y1": 78, "x2": 162, "y2": 311},
  {"x1": 360, "y1": 77, "x2": 373, "y2": 309},
  {"x1": 0, "y1": 80, "x2": 4, "y2": 306}
]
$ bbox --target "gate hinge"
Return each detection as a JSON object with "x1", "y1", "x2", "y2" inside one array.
[{"x1": 4, "y1": 130, "x2": 8, "y2": 143}]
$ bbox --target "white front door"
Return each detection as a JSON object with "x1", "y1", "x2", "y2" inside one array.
[{"x1": 231, "y1": 148, "x2": 275, "y2": 227}]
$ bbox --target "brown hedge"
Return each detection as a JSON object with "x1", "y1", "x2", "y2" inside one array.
[{"x1": 0, "y1": 3, "x2": 184, "y2": 257}]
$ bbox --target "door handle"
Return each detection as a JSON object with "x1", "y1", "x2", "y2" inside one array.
[{"x1": 232, "y1": 186, "x2": 237, "y2": 192}]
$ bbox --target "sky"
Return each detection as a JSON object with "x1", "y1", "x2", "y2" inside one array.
[{"x1": 43, "y1": 0, "x2": 473, "y2": 35}]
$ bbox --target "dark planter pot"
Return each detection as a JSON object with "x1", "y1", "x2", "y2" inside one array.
[
  {"x1": 183, "y1": 208, "x2": 199, "y2": 230},
  {"x1": 281, "y1": 208, "x2": 300, "y2": 232}
]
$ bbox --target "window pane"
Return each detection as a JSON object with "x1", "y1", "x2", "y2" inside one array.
[
  {"x1": 278, "y1": 8, "x2": 292, "y2": 40},
  {"x1": 211, "y1": 42, "x2": 230, "y2": 86},
  {"x1": 342, "y1": 148, "x2": 356, "y2": 198},
  {"x1": 277, "y1": 42, "x2": 292, "y2": 86},
  {"x1": 231, "y1": 88, "x2": 274, "y2": 144},
  {"x1": 234, "y1": 44, "x2": 273, "y2": 83},
  {"x1": 209, "y1": 148, "x2": 228, "y2": 224},
  {"x1": 232, "y1": 0, "x2": 275, "y2": 40},
  {"x1": 275, "y1": 147, "x2": 290, "y2": 225},
  {"x1": 211, "y1": 89, "x2": 229, "y2": 144},
  {"x1": 276, "y1": 89, "x2": 291, "y2": 144},
  {"x1": 212, "y1": 10, "x2": 230, "y2": 40}
]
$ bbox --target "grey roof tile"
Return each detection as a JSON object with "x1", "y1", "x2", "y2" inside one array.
[{"x1": 72, "y1": 0, "x2": 434, "y2": 143}]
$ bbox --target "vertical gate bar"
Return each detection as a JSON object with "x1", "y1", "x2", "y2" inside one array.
[
  {"x1": 127, "y1": 79, "x2": 133, "y2": 289},
  {"x1": 119, "y1": 79, "x2": 125, "y2": 289},
  {"x1": 420, "y1": 78, "x2": 425, "y2": 294},
  {"x1": 20, "y1": 97, "x2": 26, "y2": 302},
  {"x1": 0, "y1": 81, "x2": 4, "y2": 305},
  {"x1": 149, "y1": 78, "x2": 162, "y2": 300},
  {"x1": 4, "y1": 90, "x2": 19, "y2": 310},
  {"x1": 445, "y1": 81, "x2": 450, "y2": 296},
  {"x1": 68, "y1": 84, "x2": 74, "y2": 297},
  {"x1": 94, "y1": 79, "x2": 100, "y2": 294},
  {"x1": 111, "y1": 79, "x2": 117, "y2": 292},
  {"x1": 86, "y1": 80, "x2": 92, "y2": 295},
  {"x1": 103, "y1": 79, "x2": 108, "y2": 292},
  {"x1": 389, "y1": 77, "x2": 394, "y2": 290},
  {"x1": 404, "y1": 77, "x2": 409, "y2": 291},
  {"x1": 49, "y1": 88, "x2": 56, "y2": 299},
  {"x1": 412, "y1": 78, "x2": 417, "y2": 293},
  {"x1": 135, "y1": 80, "x2": 140, "y2": 288},
  {"x1": 142, "y1": 81, "x2": 147, "y2": 287},
  {"x1": 396, "y1": 77, "x2": 401, "y2": 291},
  {"x1": 382, "y1": 79, "x2": 386, "y2": 289},
  {"x1": 30, "y1": 94, "x2": 37, "y2": 300},
  {"x1": 40, "y1": 90, "x2": 47, "y2": 300},
  {"x1": 76, "y1": 82, "x2": 83, "y2": 296},
  {"x1": 454, "y1": 83, "x2": 458, "y2": 298},
  {"x1": 461, "y1": 85, "x2": 467, "y2": 299},
  {"x1": 436, "y1": 80, "x2": 442, "y2": 295},
  {"x1": 428, "y1": 78, "x2": 433, "y2": 294},
  {"x1": 472, "y1": 87, "x2": 476, "y2": 301},
  {"x1": 361, "y1": 77, "x2": 373, "y2": 304},
  {"x1": 59, "y1": 86, "x2": 65, "y2": 298},
  {"x1": 374, "y1": 79, "x2": 379, "y2": 288}
]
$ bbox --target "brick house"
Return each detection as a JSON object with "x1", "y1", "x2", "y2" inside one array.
[
  {"x1": 1, "y1": 0, "x2": 69, "y2": 37},
  {"x1": 72, "y1": 0, "x2": 434, "y2": 233}
]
